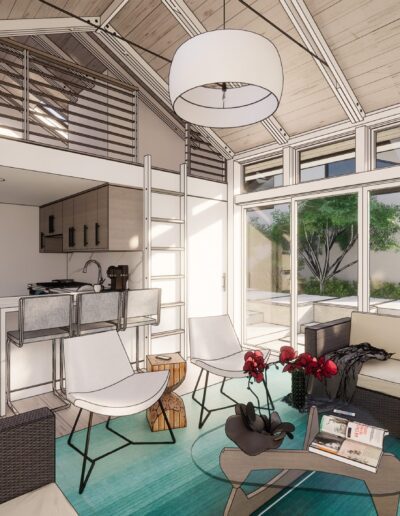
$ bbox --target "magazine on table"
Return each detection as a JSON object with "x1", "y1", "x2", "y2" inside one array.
[{"x1": 308, "y1": 414, "x2": 388, "y2": 473}]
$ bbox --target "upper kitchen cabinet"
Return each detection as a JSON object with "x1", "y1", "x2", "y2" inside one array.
[
  {"x1": 39, "y1": 200, "x2": 63, "y2": 253},
  {"x1": 41, "y1": 185, "x2": 142, "y2": 253}
]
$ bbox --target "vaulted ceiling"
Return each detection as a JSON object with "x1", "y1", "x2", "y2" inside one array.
[{"x1": 1, "y1": 0, "x2": 400, "y2": 155}]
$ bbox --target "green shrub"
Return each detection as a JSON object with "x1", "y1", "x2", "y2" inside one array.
[
  {"x1": 371, "y1": 282, "x2": 400, "y2": 299},
  {"x1": 300, "y1": 277, "x2": 357, "y2": 297}
]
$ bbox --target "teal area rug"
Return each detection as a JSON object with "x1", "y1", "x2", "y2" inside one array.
[{"x1": 56, "y1": 368, "x2": 400, "y2": 515}]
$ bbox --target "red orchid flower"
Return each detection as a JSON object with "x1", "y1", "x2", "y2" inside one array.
[{"x1": 279, "y1": 345, "x2": 297, "y2": 364}]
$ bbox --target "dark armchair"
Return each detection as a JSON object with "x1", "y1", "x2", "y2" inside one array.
[{"x1": 305, "y1": 315, "x2": 400, "y2": 438}]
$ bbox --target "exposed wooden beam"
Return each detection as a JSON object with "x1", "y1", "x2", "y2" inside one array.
[
  {"x1": 100, "y1": 0, "x2": 129, "y2": 29},
  {"x1": 96, "y1": 25, "x2": 234, "y2": 159},
  {"x1": 280, "y1": 0, "x2": 364, "y2": 124},
  {"x1": 0, "y1": 17, "x2": 98, "y2": 37},
  {"x1": 162, "y1": 0, "x2": 290, "y2": 145}
]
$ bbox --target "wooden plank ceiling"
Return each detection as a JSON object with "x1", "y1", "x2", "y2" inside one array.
[{"x1": 1, "y1": 0, "x2": 400, "y2": 154}]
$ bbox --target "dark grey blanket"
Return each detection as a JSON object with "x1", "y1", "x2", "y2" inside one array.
[{"x1": 324, "y1": 343, "x2": 393, "y2": 402}]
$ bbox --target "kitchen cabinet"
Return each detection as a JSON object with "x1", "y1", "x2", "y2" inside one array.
[
  {"x1": 39, "y1": 200, "x2": 63, "y2": 253},
  {"x1": 41, "y1": 185, "x2": 142, "y2": 252}
]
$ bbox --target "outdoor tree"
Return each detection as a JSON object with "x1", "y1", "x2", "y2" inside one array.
[{"x1": 251, "y1": 195, "x2": 400, "y2": 294}]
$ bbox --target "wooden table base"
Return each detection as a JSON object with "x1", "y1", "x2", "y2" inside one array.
[{"x1": 147, "y1": 392, "x2": 187, "y2": 432}]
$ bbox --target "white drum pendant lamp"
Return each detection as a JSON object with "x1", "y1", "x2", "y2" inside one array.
[{"x1": 169, "y1": 29, "x2": 283, "y2": 128}]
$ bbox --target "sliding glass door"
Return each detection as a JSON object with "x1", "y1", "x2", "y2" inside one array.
[
  {"x1": 245, "y1": 203, "x2": 291, "y2": 353},
  {"x1": 369, "y1": 188, "x2": 400, "y2": 317},
  {"x1": 295, "y1": 193, "x2": 359, "y2": 350}
]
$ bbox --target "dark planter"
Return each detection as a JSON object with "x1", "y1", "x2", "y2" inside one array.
[{"x1": 291, "y1": 369, "x2": 306, "y2": 409}]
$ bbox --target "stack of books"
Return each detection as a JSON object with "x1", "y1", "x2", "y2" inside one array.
[{"x1": 309, "y1": 414, "x2": 388, "y2": 473}]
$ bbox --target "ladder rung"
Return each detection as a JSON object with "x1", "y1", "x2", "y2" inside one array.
[
  {"x1": 151, "y1": 217, "x2": 184, "y2": 224},
  {"x1": 152, "y1": 246, "x2": 184, "y2": 251},
  {"x1": 152, "y1": 329, "x2": 185, "y2": 338},
  {"x1": 161, "y1": 302, "x2": 185, "y2": 308},
  {"x1": 151, "y1": 274, "x2": 184, "y2": 280},
  {"x1": 152, "y1": 188, "x2": 184, "y2": 197}
]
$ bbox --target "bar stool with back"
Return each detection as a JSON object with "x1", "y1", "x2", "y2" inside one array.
[{"x1": 6, "y1": 294, "x2": 73, "y2": 415}]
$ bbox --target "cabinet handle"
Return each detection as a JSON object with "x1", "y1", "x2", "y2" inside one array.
[
  {"x1": 95, "y1": 223, "x2": 100, "y2": 246},
  {"x1": 69, "y1": 227, "x2": 75, "y2": 247},
  {"x1": 49, "y1": 215, "x2": 54, "y2": 234},
  {"x1": 40, "y1": 232, "x2": 44, "y2": 249},
  {"x1": 83, "y1": 224, "x2": 88, "y2": 246}
]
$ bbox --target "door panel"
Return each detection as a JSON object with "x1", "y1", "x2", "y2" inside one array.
[{"x1": 187, "y1": 197, "x2": 227, "y2": 317}]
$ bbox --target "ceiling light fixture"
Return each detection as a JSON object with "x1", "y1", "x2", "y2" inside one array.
[{"x1": 169, "y1": 1, "x2": 283, "y2": 128}]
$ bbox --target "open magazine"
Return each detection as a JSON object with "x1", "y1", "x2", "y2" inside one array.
[{"x1": 309, "y1": 414, "x2": 388, "y2": 473}]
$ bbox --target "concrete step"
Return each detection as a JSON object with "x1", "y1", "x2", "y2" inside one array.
[
  {"x1": 246, "y1": 322, "x2": 290, "y2": 346},
  {"x1": 247, "y1": 310, "x2": 264, "y2": 325}
]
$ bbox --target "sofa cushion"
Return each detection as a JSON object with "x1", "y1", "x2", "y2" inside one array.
[
  {"x1": 350, "y1": 312, "x2": 400, "y2": 359},
  {"x1": 357, "y1": 359, "x2": 400, "y2": 398},
  {"x1": 0, "y1": 483, "x2": 76, "y2": 516}
]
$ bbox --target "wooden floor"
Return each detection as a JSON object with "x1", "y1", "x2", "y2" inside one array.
[{"x1": 4, "y1": 360, "x2": 222, "y2": 437}]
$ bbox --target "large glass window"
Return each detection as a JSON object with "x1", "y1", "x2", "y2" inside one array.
[
  {"x1": 375, "y1": 126, "x2": 400, "y2": 169},
  {"x1": 300, "y1": 139, "x2": 356, "y2": 183},
  {"x1": 369, "y1": 188, "x2": 400, "y2": 316},
  {"x1": 296, "y1": 193, "x2": 358, "y2": 349},
  {"x1": 243, "y1": 155, "x2": 283, "y2": 193},
  {"x1": 246, "y1": 204, "x2": 290, "y2": 353}
]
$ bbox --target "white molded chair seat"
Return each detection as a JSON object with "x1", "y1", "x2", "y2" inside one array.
[
  {"x1": 69, "y1": 370, "x2": 169, "y2": 417},
  {"x1": 192, "y1": 352, "x2": 252, "y2": 378}
]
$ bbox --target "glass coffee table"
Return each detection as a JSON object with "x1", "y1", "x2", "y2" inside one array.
[{"x1": 191, "y1": 399, "x2": 400, "y2": 516}]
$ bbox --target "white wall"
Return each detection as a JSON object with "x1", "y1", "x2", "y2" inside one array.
[
  {"x1": 67, "y1": 251, "x2": 143, "y2": 290},
  {"x1": 137, "y1": 99, "x2": 185, "y2": 171},
  {"x1": 0, "y1": 204, "x2": 67, "y2": 296}
]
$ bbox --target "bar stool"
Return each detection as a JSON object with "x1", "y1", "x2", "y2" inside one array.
[
  {"x1": 58, "y1": 291, "x2": 123, "y2": 396},
  {"x1": 118, "y1": 288, "x2": 161, "y2": 370},
  {"x1": 76, "y1": 290, "x2": 123, "y2": 336},
  {"x1": 6, "y1": 294, "x2": 73, "y2": 415}
]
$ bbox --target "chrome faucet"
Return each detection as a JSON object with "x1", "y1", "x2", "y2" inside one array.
[{"x1": 82, "y1": 259, "x2": 104, "y2": 285}]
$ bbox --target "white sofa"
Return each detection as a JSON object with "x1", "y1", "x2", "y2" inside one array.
[{"x1": 305, "y1": 311, "x2": 400, "y2": 437}]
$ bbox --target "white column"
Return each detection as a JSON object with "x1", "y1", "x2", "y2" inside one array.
[
  {"x1": 283, "y1": 145, "x2": 297, "y2": 185},
  {"x1": 356, "y1": 125, "x2": 372, "y2": 173}
]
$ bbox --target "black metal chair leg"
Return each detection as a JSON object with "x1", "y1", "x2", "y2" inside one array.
[
  {"x1": 192, "y1": 369, "x2": 238, "y2": 429},
  {"x1": 79, "y1": 412, "x2": 94, "y2": 494},
  {"x1": 68, "y1": 402, "x2": 177, "y2": 494},
  {"x1": 199, "y1": 370, "x2": 210, "y2": 429},
  {"x1": 106, "y1": 399, "x2": 176, "y2": 445}
]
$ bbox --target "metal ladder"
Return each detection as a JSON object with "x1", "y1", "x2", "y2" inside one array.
[{"x1": 143, "y1": 155, "x2": 187, "y2": 358}]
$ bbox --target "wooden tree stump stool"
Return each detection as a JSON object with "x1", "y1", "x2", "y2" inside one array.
[{"x1": 146, "y1": 353, "x2": 187, "y2": 432}]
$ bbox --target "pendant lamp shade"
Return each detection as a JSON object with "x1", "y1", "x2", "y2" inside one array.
[{"x1": 169, "y1": 29, "x2": 283, "y2": 128}]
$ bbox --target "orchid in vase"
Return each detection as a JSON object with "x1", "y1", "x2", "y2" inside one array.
[{"x1": 243, "y1": 350, "x2": 274, "y2": 416}]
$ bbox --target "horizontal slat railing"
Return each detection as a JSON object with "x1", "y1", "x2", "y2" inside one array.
[
  {"x1": 185, "y1": 124, "x2": 227, "y2": 183},
  {"x1": 0, "y1": 40, "x2": 138, "y2": 163}
]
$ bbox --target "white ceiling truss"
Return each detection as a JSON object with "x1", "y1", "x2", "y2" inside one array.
[
  {"x1": 0, "y1": 17, "x2": 97, "y2": 37},
  {"x1": 162, "y1": 0, "x2": 289, "y2": 146},
  {"x1": 279, "y1": 0, "x2": 365, "y2": 124},
  {"x1": 31, "y1": 35, "x2": 75, "y2": 63},
  {"x1": 99, "y1": 0, "x2": 129, "y2": 29}
]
